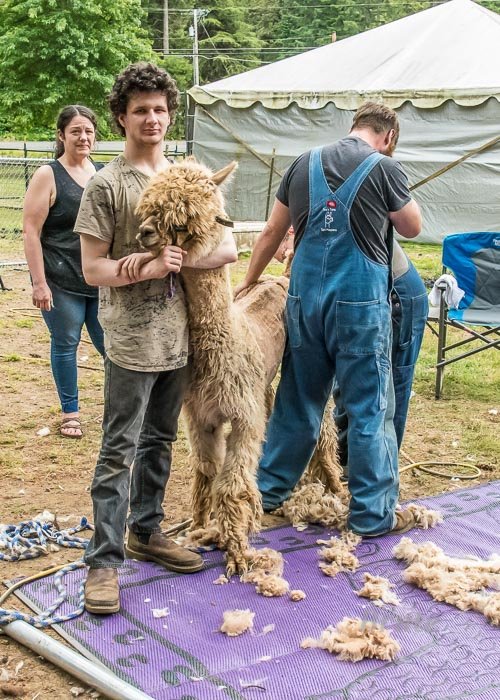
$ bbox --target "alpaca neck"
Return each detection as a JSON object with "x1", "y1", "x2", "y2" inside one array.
[{"x1": 181, "y1": 266, "x2": 232, "y2": 332}]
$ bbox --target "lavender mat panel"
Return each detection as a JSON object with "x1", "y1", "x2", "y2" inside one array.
[{"x1": 17, "y1": 481, "x2": 500, "y2": 700}]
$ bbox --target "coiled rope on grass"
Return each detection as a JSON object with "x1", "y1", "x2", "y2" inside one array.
[
  {"x1": 0, "y1": 559, "x2": 86, "y2": 628},
  {"x1": 0, "y1": 516, "x2": 93, "y2": 628},
  {"x1": 0, "y1": 517, "x2": 93, "y2": 562}
]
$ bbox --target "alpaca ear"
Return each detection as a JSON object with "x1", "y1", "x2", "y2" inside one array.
[{"x1": 212, "y1": 161, "x2": 238, "y2": 186}]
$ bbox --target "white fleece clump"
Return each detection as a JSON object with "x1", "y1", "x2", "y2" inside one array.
[
  {"x1": 404, "y1": 503, "x2": 444, "y2": 529},
  {"x1": 356, "y1": 573, "x2": 400, "y2": 606},
  {"x1": 220, "y1": 609, "x2": 255, "y2": 636},
  {"x1": 394, "y1": 537, "x2": 500, "y2": 573},
  {"x1": 278, "y1": 482, "x2": 348, "y2": 530},
  {"x1": 245, "y1": 547, "x2": 284, "y2": 575},
  {"x1": 289, "y1": 589, "x2": 306, "y2": 601},
  {"x1": 394, "y1": 537, "x2": 500, "y2": 626},
  {"x1": 180, "y1": 522, "x2": 221, "y2": 548},
  {"x1": 240, "y1": 568, "x2": 290, "y2": 597},
  {"x1": 317, "y1": 532, "x2": 361, "y2": 578},
  {"x1": 301, "y1": 617, "x2": 400, "y2": 662}
]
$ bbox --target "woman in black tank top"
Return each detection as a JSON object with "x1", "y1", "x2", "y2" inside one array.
[{"x1": 23, "y1": 105, "x2": 105, "y2": 439}]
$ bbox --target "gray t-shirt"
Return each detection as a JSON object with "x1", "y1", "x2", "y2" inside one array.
[
  {"x1": 75, "y1": 155, "x2": 189, "y2": 372},
  {"x1": 276, "y1": 136, "x2": 412, "y2": 267}
]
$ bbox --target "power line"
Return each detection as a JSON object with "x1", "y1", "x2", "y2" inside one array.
[
  {"x1": 163, "y1": 46, "x2": 324, "y2": 51},
  {"x1": 144, "y1": 1, "x2": 458, "y2": 12}
]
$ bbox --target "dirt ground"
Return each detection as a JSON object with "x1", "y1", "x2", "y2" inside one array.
[{"x1": 0, "y1": 265, "x2": 498, "y2": 699}]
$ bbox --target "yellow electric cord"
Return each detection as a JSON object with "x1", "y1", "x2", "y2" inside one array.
[{"x1": 399, "y1": 448, "x2": 482, "y2": 480}]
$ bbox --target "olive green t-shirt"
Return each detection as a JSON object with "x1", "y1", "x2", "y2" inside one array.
[{"x1": 75, "y1": 155, "x2": 189, "y2": 372}]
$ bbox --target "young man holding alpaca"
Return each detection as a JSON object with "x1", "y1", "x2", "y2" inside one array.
[
  {"x1": 235, "y1": 102, "x2": 423, "y2": 537},
  {"x1": 76, "y1": 62, "x2": 237, "y2": 614}
]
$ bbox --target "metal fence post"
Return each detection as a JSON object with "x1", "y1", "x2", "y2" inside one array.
[{"x1": 23, "y1": 142, "x2": 30, "y2": 192}]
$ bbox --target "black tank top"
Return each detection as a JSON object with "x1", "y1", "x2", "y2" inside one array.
[{"x1": 40, "y1": 160, "x2": 103, "y2": 296}]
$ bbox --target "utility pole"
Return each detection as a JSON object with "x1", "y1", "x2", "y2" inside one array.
[
  {"x1": 189, "y1": 9, "x2": 208, "y2": 85},
  {"x1": 163, "y1": 0, "x2": 169, "y2": 55},
  {"x1": 192, "y1": 8, "x2": 200, "y2": 85}
]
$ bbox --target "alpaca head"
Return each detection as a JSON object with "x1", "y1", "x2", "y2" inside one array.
[{"x1": 135, "y1": 158, "x2": 237, "y2": 261}]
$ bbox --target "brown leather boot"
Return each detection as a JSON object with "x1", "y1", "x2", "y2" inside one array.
[
  {"x1": 391, "y1": 509, "x2": 417, "y2": 534},
  {"x1": 84, "y1": 568, "x2": 120, "y2": 614},
  {"x1": 360, "y1": 509, "x2": 417, "y2": 538},
  {"x1": 125, "y1": 531, "x2": 204, "y2": 573}
]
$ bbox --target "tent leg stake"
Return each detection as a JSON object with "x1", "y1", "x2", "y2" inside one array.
[{"x1": 1, "y1": 620, "x2": 154, "y2": 700}]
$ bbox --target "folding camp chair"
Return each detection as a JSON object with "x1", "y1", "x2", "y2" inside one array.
[{"x1": 429, "y1": 232, "x2": 500, "y2": 399}]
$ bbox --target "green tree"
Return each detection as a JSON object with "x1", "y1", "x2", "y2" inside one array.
[
  {"x1": 195, "y1": 0, "x2": 263, "y2": 83},
  {"x1": 0, "y1": 0, "x2": 155, "y2": 138},
  {"x1": 269, "y1": 0, "x2": 440, "y2": 59}
]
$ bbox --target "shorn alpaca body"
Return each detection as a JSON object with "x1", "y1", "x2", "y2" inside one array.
[{"x1": 136, "y1": 159, "x2": 265, "y2": 576}]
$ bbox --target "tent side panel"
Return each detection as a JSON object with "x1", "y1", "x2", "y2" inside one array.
[{"x1": 193, "y1": 100, "x2": 500, "y2": 243}]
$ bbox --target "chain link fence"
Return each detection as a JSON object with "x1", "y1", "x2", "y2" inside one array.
[
  {"x1": 0, "y1": 141, "x2": 186, "y2": 238},
  {"x1": 0, "y1": 156, "x2": 52, "y2": 236}
]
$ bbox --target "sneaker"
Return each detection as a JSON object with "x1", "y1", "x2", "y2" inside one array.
[
  {"x1": 84, "y1": 568, "x2": 120, "y2": 615},
  {"x1": 125, "y1": 531, "x2": 204, "y2": 573}
]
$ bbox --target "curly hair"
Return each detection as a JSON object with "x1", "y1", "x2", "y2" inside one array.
[
  {"x1": 351, "y1": 101, "x2": 400, "y2": 148},
  {"x1": 109, "y1": 62, "x2": 180, "y2": 136}
]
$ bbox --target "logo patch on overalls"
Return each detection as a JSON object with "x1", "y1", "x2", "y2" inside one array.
[{"x1": 321, "y1": 200, "x2": 337, "y2": 232}]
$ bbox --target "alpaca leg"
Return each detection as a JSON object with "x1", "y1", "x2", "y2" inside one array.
[
  {"x1": 264, "y1": 384, "x2": 275, "y2": 421},
  {"x1": 304, "y1": 399, "x2": 345, "y2": 496},
  {"x1": 184, "y1": 409, "x2": 225, "y2": 532},
  {"x1": 213, "y1": 415, "x2": 265, "y2": 577}
]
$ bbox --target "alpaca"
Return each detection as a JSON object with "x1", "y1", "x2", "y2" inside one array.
[
  {"x1": 136, "y1": 159, "x2": 268, "y2": 576},
  {"x1": 135, "y1": 158, "x2": 343, "y2": 574}
]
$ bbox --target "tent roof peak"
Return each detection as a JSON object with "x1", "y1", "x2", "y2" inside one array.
[{"x1": 189, "y1": 0, "x2": 500, "y2": 110}]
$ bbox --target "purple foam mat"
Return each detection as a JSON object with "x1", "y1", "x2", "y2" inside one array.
[{"x1": 12, "y1": 481, "x2": 500, "y2": 699}]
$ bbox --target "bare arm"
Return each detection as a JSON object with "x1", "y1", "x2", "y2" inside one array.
[
  {"x1": 233, "y1": 199, "x2": 291, "y2": 296},
  {"x1": 80, "y1": 234, "x2": 186, "y2": 287},
  {"x1": 22, "y1": 165, "x2": 55, "y2": 310},
  {"x1": 389, "y1": 199, "x2": 421, "y2": 239},
  {"x1": 184, "y1": 228, "x2": 238, "y2": 269}
]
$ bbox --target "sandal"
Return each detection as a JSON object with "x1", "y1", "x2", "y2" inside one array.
[{"x1": 60, "y1": 416, "x2": 83, "y2": 439}]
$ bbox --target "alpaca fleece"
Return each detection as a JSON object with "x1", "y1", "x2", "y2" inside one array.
[
  {"x1": 220, "y1": 609, "x2": 255, "y2": 636},
  {"x1": 245, "y1": 547, "x2": 284, "y2": 576},
  {"x1": 278, "y1": 482, "x2": 348, "y2": 530},
  {"x1": 356, "y1": 573, "x2": 401, "y2": 606},
  {"x1": 301, "y1": 617, "x2": 400, "y2": 662},
  {"x1": 317, "y1": 532, "x2": 361, "y2": 578},
  {"x1": 394, "y1": 537, "x2": 500, "y2": 626}
]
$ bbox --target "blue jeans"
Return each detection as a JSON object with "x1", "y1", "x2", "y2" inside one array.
[
  {"x1": 84, "y1": 358, "x2": 190, "y2": 568},
  {"x1": 334, "y1": 262, "x2": 428, "y2": 465},
  {"x1": 41, "y1": 283, "x2": 104, "y2": 414}
]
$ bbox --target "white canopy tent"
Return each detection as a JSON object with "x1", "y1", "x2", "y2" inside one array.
[{"x1": 189, "y1": 0, "x2": 500, "y2": 243}]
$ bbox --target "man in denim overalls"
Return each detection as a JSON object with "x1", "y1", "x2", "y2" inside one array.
[{"x1": 235, "y1": 102, "x2": 422, "y2": 536}]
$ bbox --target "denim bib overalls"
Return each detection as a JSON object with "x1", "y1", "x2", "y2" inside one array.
[
  {"x1": 333, "y1": 258, "x2": 428, "y2": 470},
  {"x1": 258, "y1": 147, "x2": 400, "y2": 535}
]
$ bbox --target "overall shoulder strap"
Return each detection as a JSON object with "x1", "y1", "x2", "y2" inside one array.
[{"x1": 336, "y1": 152, "x2": 384, "y2": 211}]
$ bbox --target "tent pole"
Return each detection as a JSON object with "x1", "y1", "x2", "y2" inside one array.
[
  {"x1": 199, "y1": 106, "x2": 283, "y2": 178},
  {"x1": 265, "y1": 148, "x2": 276, "y2": 219},
  {"x1": 410, "y1": 134, "x2": 500, "y2": 191},
  {"x1": 1, "y1": 621, "x2": 154, "y2": 700}
]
